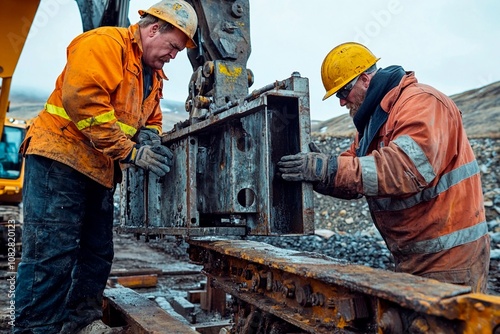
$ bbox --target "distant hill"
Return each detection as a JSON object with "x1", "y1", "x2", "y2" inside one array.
[{"x1": 311, "y1": 81, "x2": 500, "y2": 138}]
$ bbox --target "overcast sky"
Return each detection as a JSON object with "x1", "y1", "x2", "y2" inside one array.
[{"x1": 11, "y1": 0, "x2": 500, "y2": 121}]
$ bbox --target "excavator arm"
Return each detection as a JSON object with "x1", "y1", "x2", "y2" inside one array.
[
  {"x1": 0, "y1": 0, "x2": 40, "y2": 137},
  {"x1": 184, "y1": 0, "x2": 253, "y2": 119},
  {"x1": 75, "y1": 0, "x2": 130, "y2": 32}
]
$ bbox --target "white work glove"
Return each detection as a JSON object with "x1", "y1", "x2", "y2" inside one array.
[{"x1": 125, "y1": 144, "x2": 173, "y2": 177}]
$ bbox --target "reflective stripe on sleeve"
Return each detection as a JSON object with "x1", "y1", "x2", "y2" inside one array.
[
  {"x1": 75, "y1": 110, "x2": 115, "y2": 130},
  {"x1": 359, "y1": 156, "x2": 378, "y2": 196},
  {"x1": 45, "y1": 103, "x2": 71, "y2": 121},
  {"x1": 45, "y1": 103, "x2": 137, "y2": 137},
  {"x1": 371, "y1": 160, "x2": 480, "y2": 211},
  {"x1": 116, "y1": 121, "x2": 137, "y2": 137},
  {"x1": 398, "y1": 221, "x2": 488, "y2": 255},
  {"x1": 393, "y1": 135, "x2": 436, "y2": 183}
]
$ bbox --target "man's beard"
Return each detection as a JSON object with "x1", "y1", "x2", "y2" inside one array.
[
  {"x1": 347, "y1": 103, "x2": 359, "y2": 118},
  {"x1": 346, "y1": 95, "x2": 364, "y2": 118},
  {"x1": 346, "y1": 90, "x2": 366, "y2": 118}
]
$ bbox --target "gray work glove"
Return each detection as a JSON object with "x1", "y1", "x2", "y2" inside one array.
[
  {"x1": 135, "y1": 127, "x2": 161, "y2": 146},
  {"x1": 277, "y1": 142, "x2": 336, "y2": 182},
  {"x1": 127, "y1": 144, "x2": 173, "y2": 177},
  {"x1": 278, "y1": 152, "x2": 329, "y2": 182},
  {"x1": 309, "y1": 141, "x2": 322, "y2": 153}
]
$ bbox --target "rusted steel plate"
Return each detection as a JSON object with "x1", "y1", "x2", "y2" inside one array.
[
  {"x1": 120, "y1": 75, "x2": 314, "y2": 238},
  {"x1": 103, "y1": 286, "x2": 198, "y2": 334},
  {"x1": 439, "y1": 293, "x2": 500, "y2": 331},
  {"x1": 107, "y1": 274, "x2": 158, "y2": 289},
  {"x1": 188, "y1": 238, "x2": 500, "y2": 333},
  {"x1": 192, "y1": 239, "x2": 469, "y2": 299}
]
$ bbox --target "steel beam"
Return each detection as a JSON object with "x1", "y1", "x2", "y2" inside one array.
[{"x1": 188, "y1": 238, "x2": 500, "y2": 333}]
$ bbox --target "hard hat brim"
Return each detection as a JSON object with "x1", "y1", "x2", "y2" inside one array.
[{"x1": 138, "y1": 9, "x2": 197, "y2": 49}]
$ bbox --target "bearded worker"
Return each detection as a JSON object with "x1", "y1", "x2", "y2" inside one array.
[{"x1": 278, "y1": 42, "x2": 490, "y2": 293}]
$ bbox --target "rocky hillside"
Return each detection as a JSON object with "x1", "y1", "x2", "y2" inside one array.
[{"x1": 312, "y1": 81, "x2": 500, "y2": 138}]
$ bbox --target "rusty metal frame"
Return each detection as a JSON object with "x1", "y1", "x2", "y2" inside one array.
[
  {"x1": 188, "y1": 238, "x2": 500, "y2": 333},
  {"x1": 120, "y1": 74, "x2": 314, "y2": 238},
  {"x1": 103, "y1": 286, "x2": 198, "y2": 333}
]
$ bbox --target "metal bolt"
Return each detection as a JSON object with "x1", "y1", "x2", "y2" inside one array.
[
  {"x1": 251, "y1": 273, "x2": 260, "y2": 291},
  {"x1": 231, "y1": 2, "x2": 243, "y2": 17},
  {"x1": 311, "y1": 293, "x2": 325, "y2": 307},
  {"x1": 281, "y1": 280, "x2": 295, "y2": 298},
  {"x1": 378, "y1": 308, "x2": 403, "y2": 334},
  {"x1": 295, "y1": 285, "x2": 312, "y2": 307},
  {"x1": 409, "y1": 316, "x2": 430, "y2": 334},
  {"x1": 266, "y1": 271, "x2": 273, "y2": 291}
]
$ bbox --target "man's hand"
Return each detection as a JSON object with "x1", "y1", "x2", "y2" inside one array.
[
  {"x1": 277, "y1": 152, "x2": 329, "y2": 182},
  {"x1": 135, "y1": 127, "x2": 161, "y2": 146},
  {"x1": 130, "y1": 144, "x2": 173, "y2": 177}
]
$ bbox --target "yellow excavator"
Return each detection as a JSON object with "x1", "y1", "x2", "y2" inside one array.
[
  {"x1": 0, "y1": 0, "x2": 130, "y2": 252},
  {"x1": 0, "y1": 1, "x2": 39, "y2": 252}
]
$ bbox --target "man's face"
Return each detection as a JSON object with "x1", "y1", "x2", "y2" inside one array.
[
  {"x1": 142, "y1": 24, "x2": 188, "y2": 70},
  {"x1": 345, "y1": 85, "x2": 367, "y2": 118},
  {"x1": 338, "y1": 75, "x2": 367, "y2": 118}
]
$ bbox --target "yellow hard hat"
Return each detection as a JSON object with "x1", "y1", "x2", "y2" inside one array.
[
  {"x1": 321, "y1": 42, "x2": 380, "y2": 100},
  {"x1": 139, "y1": 0, "x2": 198, "y2": 49}
]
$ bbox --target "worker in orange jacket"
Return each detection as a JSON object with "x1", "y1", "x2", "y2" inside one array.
[
  {"x1": 14, "y1": 1, "x2": 198, "y2": 333},
  {"x1": 278, "y1": 42, "x2": 490, "y2": 293}
]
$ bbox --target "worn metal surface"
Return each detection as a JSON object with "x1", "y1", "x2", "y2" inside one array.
[
  {"x1": 188, "y1": 238, "x2": 500, "y2": 333},
  {"x1": 119, "y1": 0, "x2": 313, "y2": 237},
  {"x1": 119, "y1": 0, "x2": 316, "y2": 238},
  {"x1": 75, "y1": 0, "x2": 130, "y2": 32},
  {"x1": 185, "y1": 0, "x2": 251, "y2": 118},
  {"x1": 120, "y1": 75, "x2": 314, "y2": 238},
  {"x1": 103, "y1": 286, "x2": 198, "y2": 333}
]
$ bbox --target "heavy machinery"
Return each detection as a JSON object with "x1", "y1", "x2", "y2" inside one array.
[
  {"x1": 118, "y1": 1, "x2": 500, "y2": 333},
  {"x1": 0, "y1": 1, "x2": 40, "y2": 253}
]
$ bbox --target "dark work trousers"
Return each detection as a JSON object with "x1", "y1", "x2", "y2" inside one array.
[{"x1": 14, "y1": 154, "x2": 114, "y2": 334}]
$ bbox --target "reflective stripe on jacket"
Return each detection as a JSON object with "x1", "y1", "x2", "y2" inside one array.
[
  {"x1": 322, "y1": 72, "x2": 488, "y2": 280},
  {"x1": 22, "y1": 24, "x2": 165, "y2": 188}
]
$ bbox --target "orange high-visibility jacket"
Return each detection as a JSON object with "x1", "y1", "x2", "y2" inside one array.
[
  {"x1": 321, "y1": 72, "x2": 489, "y2": 281},
  {"x1": 22, "y1": 23, "x2": 165, "y2": 188}
]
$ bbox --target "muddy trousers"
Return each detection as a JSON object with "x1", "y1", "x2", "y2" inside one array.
[{"x1": 14, "y1": 154, "x2": 115, "y2": 334}]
